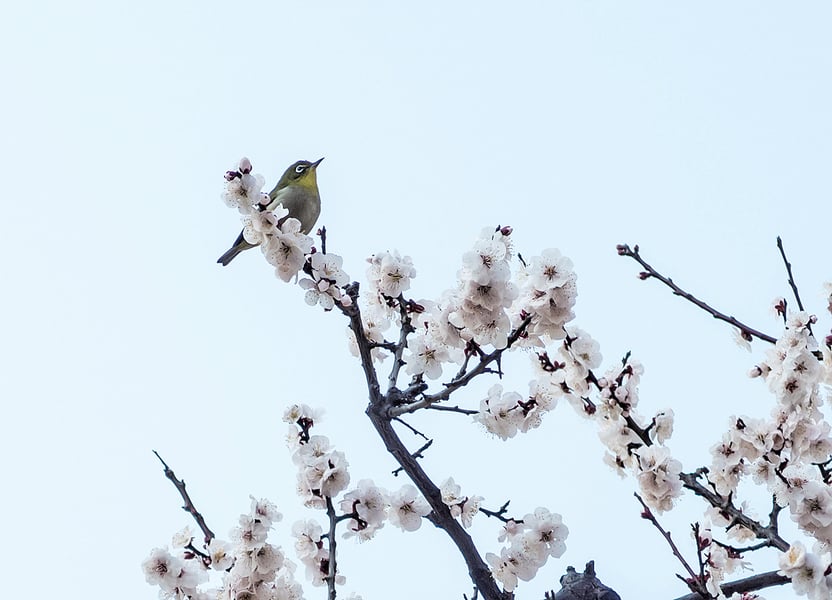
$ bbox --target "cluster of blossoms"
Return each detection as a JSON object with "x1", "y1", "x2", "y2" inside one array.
[
  {"x1": 282, "y1": 404, "x2": 431, "y2": 585},
  {"x1": 693, "y1": 305, "x2": 832, "y2": 597},
  {"x1": 707, "y1": 314, "x2": 832, "y2": 544},
  {"x1": 142, "y1": 498, "x2": 303, "y2": 600},
  {"x1": 217, "y1": 172, "x2": 832, "y2": 599},
  {"x1": 526, "y1": 326, "x2": 682, "y2": 514},
  {"x1": 222, "y1": 158, "x2": 351, "y2": 305},
  {"x1": 512, "y1": 247, "x2": 578, "y2": 345},
  {"x1": 473, "y1": 381, "x2": 557, "y2": 440},
  {"x1": 778, "y1": 542, "x2": 832, "y2": 599},
  {"x1": 485, "y1": 507, "x2": 569, "y2": 592},
  {"x1": 438, "y1": 478, "x2": 568, "y2": 593},
  {"x1": 345, "y1": 250, "x2": 419, "y2": 364}
]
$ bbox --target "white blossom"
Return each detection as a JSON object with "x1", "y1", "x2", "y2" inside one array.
[
  {"x1": 388, "y1": 485, "x2": 431, "y2": 532},
  {"x1": 635, "y1": 445, "x2": 682, "y2": 513},
  {"x1": 367, "y1": 250, "x2": 416, "y2": 298}
]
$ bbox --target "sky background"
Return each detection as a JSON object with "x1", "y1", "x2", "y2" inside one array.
[{"x1": 1, "y1": 2, "x2": 831, "y2": 599}]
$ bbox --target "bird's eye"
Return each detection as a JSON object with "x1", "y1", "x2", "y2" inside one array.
[{"x1": 295, "y1": 164, "x2": 307, "y2": 174}]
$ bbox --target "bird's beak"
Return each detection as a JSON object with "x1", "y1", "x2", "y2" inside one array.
[{"x1": 311, "y1": 157, "x2": 324, "y2": 169}]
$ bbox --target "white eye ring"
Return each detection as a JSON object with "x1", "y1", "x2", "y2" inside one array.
[{"x1": 295, "y1": 164, "x2": 306, "y2": 174}]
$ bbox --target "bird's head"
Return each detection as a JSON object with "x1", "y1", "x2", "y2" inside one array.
[{"x1": 277, "y1": 157, "x2": 324, "y2": 192}]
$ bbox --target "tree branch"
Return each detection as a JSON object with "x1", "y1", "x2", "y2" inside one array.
[
  {"x1": 387, "y1": 295, "x2": 415, "y2": 393},
  {"x1": 617, "y1": 244, "x2": 776, "y2": 344},
  {"x1": 679, "y1": 471, "x2": 788, "y2": 552},
  {"x1": 389, "y1": 316, "x2": 533, "y2": 417},
  {"x1": 153, "y1": 450, "x2": 215, "y2": 544},
  {"x1": 635, "y1": 493, "x2": 703, "y2": 595},
  {"x1": 673, "y1": 570, "x2": 790, "y2": 600},
  {"x1": 325, "y1": 496, "x2": 338, "y2": 600},
  {"x1": 365, "y1": 403, "x2": 511, "y2": 600}
]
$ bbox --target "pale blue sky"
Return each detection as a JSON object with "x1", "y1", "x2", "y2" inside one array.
[{"x1": 1, "y1": 2, "x2": 831, "y2": 599}]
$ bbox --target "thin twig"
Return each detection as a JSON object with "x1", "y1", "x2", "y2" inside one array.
[
  {"x1": 478, "y1": 500, "x2": 519, "y2": 524},
  {"x1": 617, "y1": 244, "x2": 776, "y2": 344},
  {"x1": 317, "y1": 226, "x2": 328, "y2": 255},
  {"x1": 776, "y1": 236, "x2": 804, "y2": 312},
  {"x1": 776, "y1": 236, "x2": 814, "y2": 338},
  {"x1": 392, "y1": 416, "x2": 430, "y2": 440},
  {"x1": 634, "y1": 493, "x2": 703, "y2": 593},
  {"x1": 425, "y1": 404, "x2": 479, "y2": 416},
  {"x1": 392, "y1": 439, "x2": 434, "y2": 476},
  {"x1": 389, "y1": 316, "x2": 533, "y2": 417},
  {"x1": 153, "y1": 450, "x2": 215, "y2": 544}
]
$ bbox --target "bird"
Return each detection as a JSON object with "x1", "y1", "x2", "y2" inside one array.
[{"x1": 217, "y1": 157, "x2": 324, "y2": 266}]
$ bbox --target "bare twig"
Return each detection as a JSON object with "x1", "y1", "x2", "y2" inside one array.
[
  {"x1": 153, "y1": 450, "x2": 215, "y2": 544},
  {"x1": 776, "y1": 236, "x2": 805, "y2": 312},
  {"x1": 617, "y1": 244, "x2": 776, "y2": 344},
  {"x1": 478, "y1": 500, "x2": 519, "y2": 524},
  {"x1": 392, "y1": 439, "x2": 433, "y2": 476},
  {"x1": 392, "y1": 416, "x2": 430, "y2": 440},
  {"x1": 635, "y1": 493, "x2": 703, "y2": 595},
  {"x1": 319, "y1": 226, "x2": 327, "y2": 255},
  {"x1": 425, "y1": 404, "x2": 479, "y2": 416}
]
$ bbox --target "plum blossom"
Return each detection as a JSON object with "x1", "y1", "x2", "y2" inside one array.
[
  {"x1": 635, "y1": 445, "x2": 682, "y2": 513},
  {"x1": 487, "y1": 507, "x2": 568, "y2": 592},
  {"x1": 222, "y1": 157, "x2": 267, "y2": 212},
  {"x1": 340, "y1": 479, "x2": 388, "y2": 541},
  {"x1": 300, "y1": 252, "x2": 349, "y2": 310},
  {"x1": 388, "y1": 485, "x2": 431, "y2": 532},
  {"x1": 778, "y1": 542, "x2": 832, "y2": 599},
  {"x1": 367, "y1": 250, "x2": 416, "y2": 298},
  {"x1": 405, "y1": 330, "x2": 455, "y2": 380}
]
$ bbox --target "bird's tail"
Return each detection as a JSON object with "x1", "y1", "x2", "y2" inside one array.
[{"x1": 217, "y1": 246, "x2": 244, "y2": 266}]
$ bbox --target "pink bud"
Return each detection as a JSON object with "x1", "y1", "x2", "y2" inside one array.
[{"x1": 238, "y1": 157, "x2": 253, "y2": 174}]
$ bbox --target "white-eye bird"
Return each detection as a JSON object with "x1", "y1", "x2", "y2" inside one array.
[{"x1": 217, "y1": 157, "x2": 323, "y2": 266}]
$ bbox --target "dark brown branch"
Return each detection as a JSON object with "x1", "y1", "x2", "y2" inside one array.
[
  {"x1": 153, "y1": 450, "x2": 215, "y2": 544},
  {"x1": 387, "y1": 295, "x2": 415, "y2": 393},
  {"x1": 338, "y1": 283, "x2": 382, "y2": 404},
  {"x1": 365, "y1": 403, "x2": 511, "y2": 600},
  {"x1": 325, "y1": 496, "x2": 338, "y2": 600},
  {"x1": 679, "y1": 471, "x2": 788, "y2": 552},
  {"x1": 673, "y1": 571, "x2": 790, "y2": 600},
  {"x1": 617, "y1": 244, "x2": 776, "y2": 344},
  {"x1": 339, "y1": 281, "x2": 508, "y2": 600}
]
